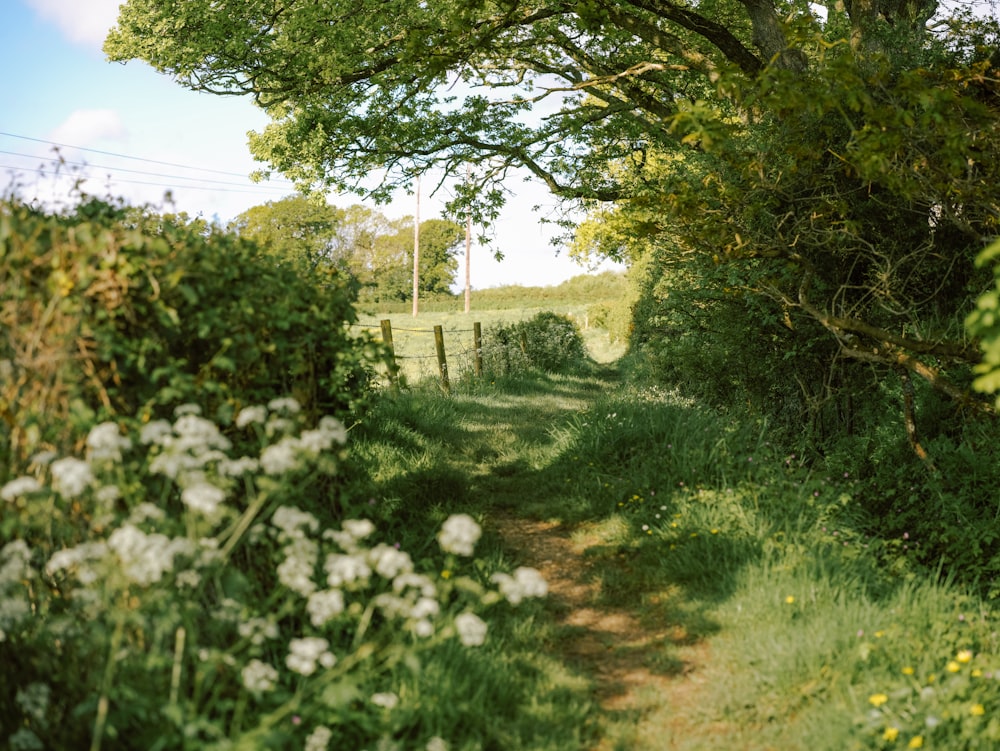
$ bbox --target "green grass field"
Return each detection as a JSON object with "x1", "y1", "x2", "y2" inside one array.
[{"x1": 355, "y1": 306, "x2": 623, "y2": 384}]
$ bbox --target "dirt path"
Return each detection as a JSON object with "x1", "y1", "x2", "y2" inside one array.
[{"x1": 491, "y1": 512, "x2": 724, "y2": 751}]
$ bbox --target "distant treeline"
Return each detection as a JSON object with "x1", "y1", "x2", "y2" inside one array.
[{"x1": 368, "y1": 270, "x2": 628, "y2": 314}]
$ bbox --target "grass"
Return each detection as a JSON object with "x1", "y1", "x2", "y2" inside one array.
[
  {"x1": 354, "y1": 307, "x2": 623, "y2": 384},
  {"x1": 348, "y1": 350, "x2": 1000, "y2": 750}
]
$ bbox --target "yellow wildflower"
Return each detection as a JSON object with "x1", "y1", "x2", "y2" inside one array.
[
  {"x1": 785, "y1": 595, "x2": 795, "y2": 604},
  {"x1": 971, "y1": 703, "x2": 986, "y2": 716},
  {"x1": 947, "y1": 660, "x2": 961, "y2": 673},
  {"x1": 957, "y1": 649, "x2": 973, "y2": 663},
  {"x1": 869, "y1": 693, "x2": 889, "y2": 707},
  {"x1": 908, "y1": 736, "x2": 923, "y2": 749},
  {"x1": 883, "y1": 727, "x2": 899, "y2": 742},
  {"x1": 902, "y1": 666, "x2": 915, "y2": 676}
]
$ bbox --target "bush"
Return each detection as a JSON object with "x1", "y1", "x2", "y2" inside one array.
[
  {"x1": 0, "y1": 401, "x2": 547, "y2": 750},
  {"x1": 480, "y1": 311, "x2": 587, "y2": 376},
  {"x1": 0, "y1": 196, "x2": 387, "y2": 475}
]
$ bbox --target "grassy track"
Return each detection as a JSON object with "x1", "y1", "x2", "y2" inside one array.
[{"x1": 351, "y1": 356, "x2": 1000, "y2": 750}]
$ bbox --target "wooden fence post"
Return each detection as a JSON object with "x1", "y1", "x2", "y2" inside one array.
[
  {"x1": 434, "y1": 324, "x2": 450, "y2": 392},
  {"x1": 380, "y1": 319, "x2": 399, "y2": 389},
  {"x1": 473, "y1": 321, "x2": 483, "y2": 378}
]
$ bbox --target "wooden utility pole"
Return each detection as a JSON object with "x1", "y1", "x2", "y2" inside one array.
[
  {"x1": 464, "y1": 212, "x2": 472, "y2": 314},
  {"x1": 464, "y1": 164, "x2": 472, "y2": 314},
  {"x1": 412, "y1": 175, "x2": 420, "y2": 317}
]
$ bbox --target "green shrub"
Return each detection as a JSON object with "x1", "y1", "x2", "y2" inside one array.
[
  {"x1": 0, "y1": 196, "x2": 387, "y2": 474},
  {"x1": 480, "y1": 311, "x2": 587, "y2": 376}
]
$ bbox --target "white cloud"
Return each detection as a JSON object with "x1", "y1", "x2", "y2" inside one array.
[
  {"x1": 49, "y1": 109, "x2": 127, "y2": 146},
  {"x1": 23, "y1": 0, "x2": 123, "y2": 49}
]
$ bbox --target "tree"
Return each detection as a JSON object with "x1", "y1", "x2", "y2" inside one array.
[
  {"x1": 105, "y1": 1, "x2": 1000, "y2": 432},
  {"x1": 230, "y1": 194, "x2": 345, "y2": 269}
]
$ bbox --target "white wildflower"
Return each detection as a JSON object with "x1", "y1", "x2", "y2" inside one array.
[
  {"x1": 410, "y1": 597, "x2": 440, "y2": 620},
  {"x1": 373, "y1": 593, "x2": 411, "y2": 619},
  {"x1": 28, "y1": 450, "x2": 58, "y2": 467},
  {"x1": 265, "y1": 416, "x2": 295, "y2": 436},
  {"x1": 174, "y1": 403, "x2": 202, "y2": 416},
  {"x1": 260, "y1": 438, "x2": 298, "y2": 475},
  {"x1": 180, "y1": 481, "x2": 227, "y2": 519},
  {"x1": 107, "y1": 523, "x2": 180, "y2": 586},
  {"x1": 237, "y1": 617, "x2": 279, "y2": 645},
  {"x1": 139, "y1": 419, "x2": 172, "y2": 445},
  {"x1": 426, "y1": 737, "x2": 449, "y2": 751},
  {"x1": 86, "y1": 422, "x2": 132, "y2": 462},
  {"x1": 342, "y1": 518, "x2": 375, "y2": 540},
  {"x1": 235, "y1": 405, "x2": 268, "y2": 428},
  {"x1": 217, "y1": 456, "x2": 259, "y2": 476},
  {"x1": 286, "y1": 636, "x2": 332, "y2": 676},
  {"x1": 128, "y1": 503, "x2": 165, "y2": 524},
  {"x1": 268, "y1": 396, "x2": 301, "y2": 414},
  {"x1": 45, "y1": 541, "x2": 108, "y2": 580},
  {"x1": 370, "y1": 691, "x2": 399, "y2": 709},
  {"x1": 271, "y1": 506, "x2": 319, "y2": 539},
  {"x1": 368, "y1": 544, "x2": 413, "y2": 579},
  {"x1": 49, "y1": 457, "x2": 93, "y2": 499},
  {"x1": 175, "y1": 570, "x2": 201, "y2": 588},
  {"x1": 412, "y1": 619, "x2": 434, "y2": 638},
  {"x1": 0, "y1": 540, "x2": 31, "y2": 586},
  {"x1": 305, "y1": 725, "x2": 333, "y2": 751},
  {"x1": 454, "y1": 612, "x2": 488, "y2": 647},
  {"x1": 1, "y1": 476, "x2": 42, "y2": 502},
  {"x1": 324, "y1": 553, "x2": 371, "y2": 588},
  {"x1": 277, "y1": 537, "x2": 318, "y2": 596},
  {"x1": 392, "y1": 572, "x2": 437, "y2": 598},
  {"x1": 306, "y1": 588, "x2": 345, "y2": 627},
  {"x1": 241, "y1": 659, "x2": 279, "y2": 693},
  {"x1": 298, "y1": 428, "x2": 336, "y2": 454},
  {"x1": 94, "y1": 485, "x2": 122, "y2": 505},
  {"x1": 491, "y1": 567, "x2": 548, "y2": 605},
  {"x1": 437, "y1": 514, "x2": 481, "y2": 556},
  {"x1": 318, "y1": 415, "x2": 347, "y2": 444},
  {"x1": 173, "y1": 414, "x2": 231, "y2": 452}
]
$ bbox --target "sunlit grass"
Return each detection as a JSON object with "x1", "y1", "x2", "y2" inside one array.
[{"x1": 351, "y1": 367, "x2": 1000, "y2": 750}]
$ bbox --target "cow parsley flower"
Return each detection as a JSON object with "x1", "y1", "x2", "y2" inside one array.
[
  {"x1": 241, "y1": 659, "x2": 279, "y2": 693},
  {"x1": 304, "y1": 725, "x2": 333, "y2": 751},
  {"x1": 277, "y1": 538, "x2": 319, "y2": 596},
  {"x1": 49, "y1": 457, "x2": 93, "y2": 499},
  {"x1": 86, "y1": 422, "x2": 132, "y2": 462},
  {"x1": 268, "y1": 397, "x2": 301, "y2": 414},
  {"x1": 260, "y1": 438, "x2": 299, "y2": 475},
  {"x1": 370, "y1": 692, "x2": 399, "y2": 709},
  {"x1": 306, "y1": 588, "x2": 345, "y2": 627},
  {"x1": 324, "y1": 553, "x2": 371, "y2": 587},
  {"x1": 180, "y1": 481, "x2": 227, "y2": 519},
  {"x1": 1, "y1": 476, "x2": 42, "y2": 502},
  {"x1": 369, "y1": 544, "x2": 413, "y2": 579},
  {"x1": 286, "y1": 637, "x2": 334, "y2": 676},
  {"x1": 491, "y1": 567, "x2": 548, "y2": 605},
  {"x1": 272, "y1": 506, "x2": 319, "y2": 540},
  {"x1": 235, "y1": 405, "x2": 268, "y2": 428},
  {"x1": 454, "y1": 612, "x2": 488, "y2": 647},
  {"x1": 437, "y1": 514, "x2": 481, "y2": 556}
]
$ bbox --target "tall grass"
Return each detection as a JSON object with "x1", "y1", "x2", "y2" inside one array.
[{"x1": 350, "y1": 368, "x2": 1000, "y2": 750}]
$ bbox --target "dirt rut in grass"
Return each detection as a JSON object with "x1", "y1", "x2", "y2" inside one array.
[{"x1": 491, "y1": 512, "x2": 730, "y2": 751}]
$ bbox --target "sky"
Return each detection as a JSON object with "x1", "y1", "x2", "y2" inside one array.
[{"x1": 0, "y1": 0, "x2": 624, "y2": 290}]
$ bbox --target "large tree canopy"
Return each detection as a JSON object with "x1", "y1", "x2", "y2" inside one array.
[{"x1": 106, "y1": 0, "x2": 1000, "y2": 433}]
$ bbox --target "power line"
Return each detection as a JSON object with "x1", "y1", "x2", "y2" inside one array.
[
  {"x1": 0, "y1": 148, "x2": 290, "y2": 192},
  {"x1": 0, "y1": 130, "x2": 295, "y2": 183},
  {"x1": 0, "y1": 162, "x2": 292, "y2": 197}
]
